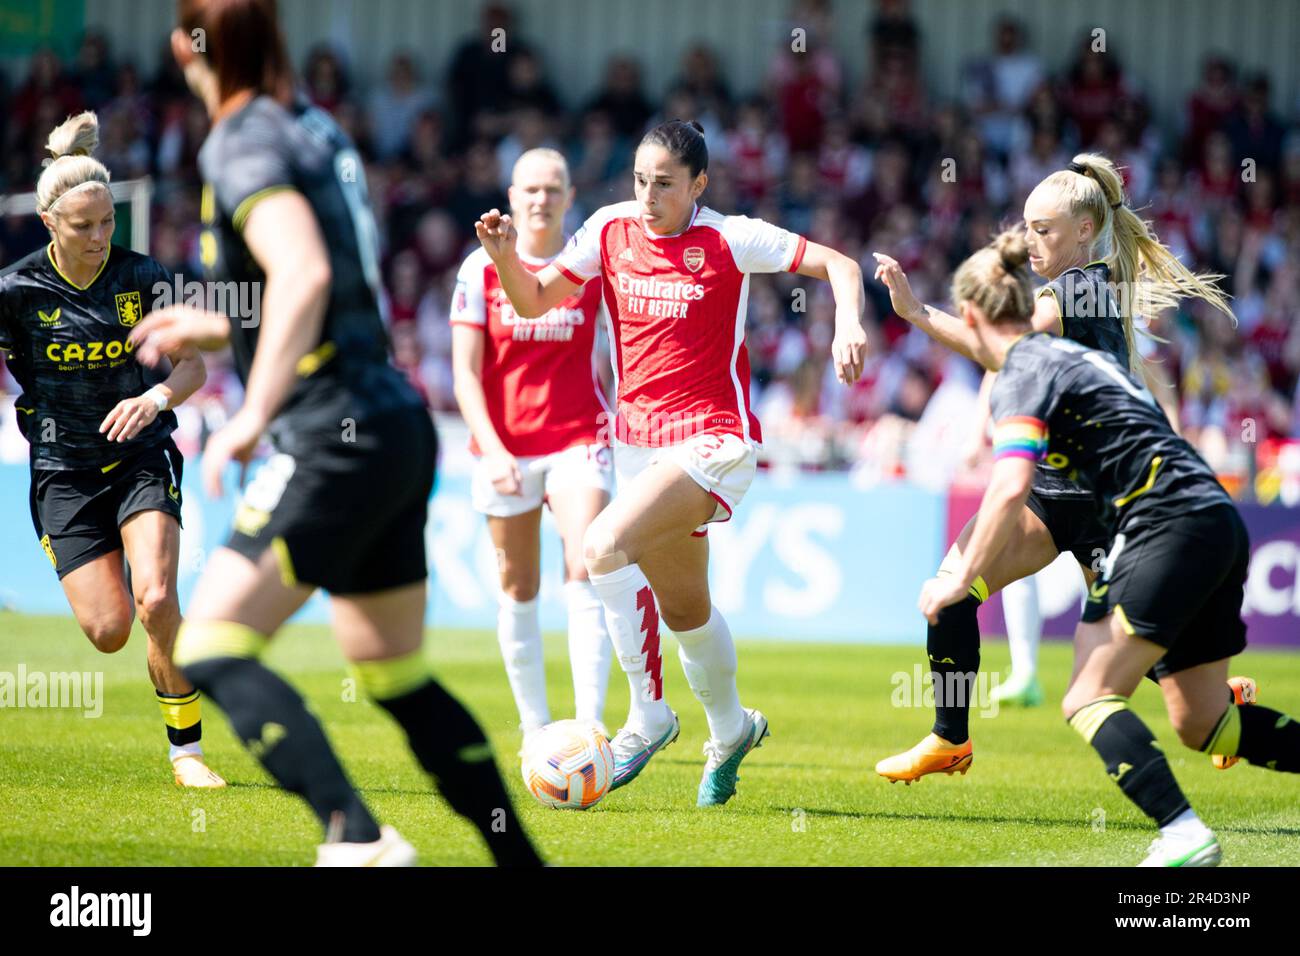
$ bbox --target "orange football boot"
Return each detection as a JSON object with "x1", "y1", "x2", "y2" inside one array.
[{"x1": 875, "y1": 733, "x2": 973, "y2": 784}]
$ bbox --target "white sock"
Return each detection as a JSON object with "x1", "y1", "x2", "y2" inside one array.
[
  {"x1": 588, "y1": 564, "x2": 672, "y2": 735},
  {"x1": 674, "y1": 606, "x2": 745, "y2": 747},
  {"x1": 1002, "y1": 575, "x2": 1041, "y2": 682},
  {"x1": 496, "y1": 593, "x2": 549, "y2": 731},
  {"x1": 1161, "y1": 807, "x2": 1213, "y2": 842},
  {"x1": 169, "y1": 742, "x2": 203, "y2": 761},
  {"x1": 565, "y1": 579, "x2": 612, "y2": 725}
]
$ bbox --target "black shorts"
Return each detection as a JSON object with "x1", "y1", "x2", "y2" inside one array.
[
  {"x1": 29, "y1": 439, "x2": 184, "y2": 580},
  {"x1": 226, "y1": 406, "x2": 437, "y2": 594},
  {"x1": 1097, "y1": 503, "x2": 1249, "y2": 679},
  {"x1": 1026, "y1": 490, "x2": 1110, "y2": 569}
]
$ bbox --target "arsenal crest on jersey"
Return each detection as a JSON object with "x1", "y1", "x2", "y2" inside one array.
[{"x1": 683, "y1": 247, "x2": 705, "y2": 272}]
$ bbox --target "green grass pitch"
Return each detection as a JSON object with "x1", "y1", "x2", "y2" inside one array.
[{"x1": 2, "y1": 612, "x2": 1297, "y2": 866}]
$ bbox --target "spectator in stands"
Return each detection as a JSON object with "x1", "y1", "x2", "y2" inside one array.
[
  {"x1": 369, "y1": 51, "x2": 437, "y2": 162},
  {"x1": 1185, "y1": 54, "x2": 1238, "y2": 167},
  {"x1": 447, "y1": 2, "x2": 520, "y2": 146},
  {"x1": 584, "y1": 55, "x2": 653, "y2": 141},
  {"x1": 303, "y1": 45, "x2": 352, "y2": 116}
]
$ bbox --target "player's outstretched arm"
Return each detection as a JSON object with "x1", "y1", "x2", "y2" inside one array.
[
  {"x1": 918, "y1": 456, "x2": 1035, "y2": 623},
  {"x1": 796, "y1": 241, "x2": 868, "y2": 385},
  {"x1": 475, "y1": 208, "x2": 580, "y2": 318},
  {"x1": 872, "y1": 252, "x2": 983, "y2": 366}
]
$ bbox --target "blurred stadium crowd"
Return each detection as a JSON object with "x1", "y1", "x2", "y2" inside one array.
[{"x1": 2, "y1": 0, "x2": 1299, "y2": 500}]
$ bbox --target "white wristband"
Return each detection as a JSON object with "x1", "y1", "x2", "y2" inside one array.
[{"x1": 144, "y1": 385, "x2": 169, "y2": 412}]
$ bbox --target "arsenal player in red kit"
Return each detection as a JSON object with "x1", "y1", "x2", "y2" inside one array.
[
  {"x1": 452, "y1": 148, "x2": 614, "y2": 748},
  {"x1": 477, "y1": 120, "x2": 867, "y2": 806}
]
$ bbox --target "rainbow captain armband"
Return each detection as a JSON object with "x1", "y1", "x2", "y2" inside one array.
[{"x1": 992, "y1": 416, "x2": 1049, "y2": 462}]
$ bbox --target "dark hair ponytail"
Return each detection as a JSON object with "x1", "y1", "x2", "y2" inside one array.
[
  {"x1": 639, "y1": 119, "x2": 708, "y2": 177},
  {"x1": 178, "y1": 0, "x2": 293, "y2": 104}
]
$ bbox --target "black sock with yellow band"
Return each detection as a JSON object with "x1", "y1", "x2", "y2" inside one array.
[
  {"x1": 927, "y1": 575, "x2": 987, "y2": 745},
  {"x1": 175, "y1": 621, "x2": 381, "y2": 844},
  {"x1": 156, "y1": 688, "x2": 203, "y2": 747},
  {"x1": 1216, "y1": 704, "x2": 1300, "y2": 773},
  {"x1": 354, "y1": 651, "x2": 543, "y2": 867},
  {"x1": 1069, "y1": 695, "x2": 1190, "y2": 826}
]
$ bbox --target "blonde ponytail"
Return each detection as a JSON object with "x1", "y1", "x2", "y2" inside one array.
[
  {"x1": 1044, "y1": 152, "x2": 1236, "y2": 370},
  {"x1": 35, "y1": 112, "x2": 112, "y2": 214}
]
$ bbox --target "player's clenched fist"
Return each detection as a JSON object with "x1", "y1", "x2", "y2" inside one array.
[{"x1": 475, "y1": 208, "x2": 517, "y2": 263}]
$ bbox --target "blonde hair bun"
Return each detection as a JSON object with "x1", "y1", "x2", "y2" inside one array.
[
  {"x1": 45, "y1": 111, "x2": 100, "y2": 161},
  {"x1": 36, "y1": 112, "x2": 111, "y2": 214}
]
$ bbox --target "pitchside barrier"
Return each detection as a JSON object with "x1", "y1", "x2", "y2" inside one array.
[{"x1": 0, "y1": 462, "x2": 1296, "y2": 650}]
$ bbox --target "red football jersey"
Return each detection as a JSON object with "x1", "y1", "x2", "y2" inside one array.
[
  {"x1": 554, "y1": 201, "x2": 807, "y2": 447},
  {"x1": 451, "y1": 246, "x2": 609, "y2": 457}
]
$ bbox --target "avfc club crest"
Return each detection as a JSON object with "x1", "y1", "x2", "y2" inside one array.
[
  {"x1": 115, "y1": 291, "x2": 143, "y2": 327},
  {"x1": 683, "y1": 247, "x2": 705, "y2": 273}
]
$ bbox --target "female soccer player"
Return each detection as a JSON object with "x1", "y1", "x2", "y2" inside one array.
[
  {"x1": 476, "y1": 119, "x2": 868, "y2": 805},
  {"x1": 922, "y1": 230, "x2": 1300, "y2": 866},
  {"x1": 872, "y1": 154, "x2": 1241, "y2": 783},
  {"x1": 0, "y1": 111, "x2": 223, "y2": 788},
  {"x1": 451, "y1": 148, "x2": 612, "y2": 745},
  {"x1": 963, "y1": 370, "x2": 1045, "y2": 708},
  {"x1": 128, "y1": 0, "x2": 541, "y2": 866}
]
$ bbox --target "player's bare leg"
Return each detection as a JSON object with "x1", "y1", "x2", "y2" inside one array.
[
  {"x1": 877, "y1": 506, "x2": 1057, "y2": 784},
  {"x1": 584, "y1": 461, "x2": 767, "y2": 800},
  {"x1": 640, "y1": 530, "x2": 769, "y2": 805},
  {"x1": 485, "y1": 507, "x2": 549, "y2": 737},
  {"x1": 1062, "y1": 615, "x2": 1218, "y2": 866},
  {"x1": 1073, "y1": 580, "x2": 1258, "y2": 771},
  {"x1": 1161, "y1": 658, "x2": 1300, "y2": 777},
  {"x1": 582, "y1": 460, "x2": 714, "y2": 788},
  {"x1": 548, "y1": 483, "x2": 613, "y2": 734},
  {"x1": 59, "y1": 552, "x2": 135, "y2": 654},
  {"x1": 331, "y1": 583, "x2": 542, "y2": 866},
  {"x1": 119, "y1": 510, "x2": 224, "y2": 787}
]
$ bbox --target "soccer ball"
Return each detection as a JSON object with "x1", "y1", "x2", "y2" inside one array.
[{"x1": 520, "y1": 720, "x2": 615, "y2": 810}]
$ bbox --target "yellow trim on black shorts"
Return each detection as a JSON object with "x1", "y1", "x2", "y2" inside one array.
[
  {"x1": 271, "y1": 536, "x2": 298, "y2": 588},
  {"x1": 295, "y1": 341, "x2": 337, "y2": 377},
  {"x1": 1112, "y1": 603, "x2": 1137, "y2": 636}
]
